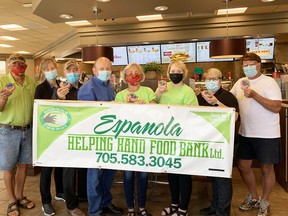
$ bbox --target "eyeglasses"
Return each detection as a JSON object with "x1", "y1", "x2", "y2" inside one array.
[
  {"x1": 242, "y1": 63, "x2": 258, "y2": 68},
  {"x1": 205, "y1": 77, "x2": 220, "y2": 81},
  {"x1": 9, "y1": 56, "x2": 26, "y2": 63}
]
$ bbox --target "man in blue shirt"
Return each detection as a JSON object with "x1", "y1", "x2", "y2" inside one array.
[{"x1": 78, "y1": 57, "x2": 123, "y2": 216}]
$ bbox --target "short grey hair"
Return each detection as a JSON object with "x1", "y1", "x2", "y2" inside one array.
[
  {"x1": 203, "y1": 68, "x2": 222, "y2": 80},
  {"x1": 122, "y1": 62, "x2": 145, "y2": 83}
]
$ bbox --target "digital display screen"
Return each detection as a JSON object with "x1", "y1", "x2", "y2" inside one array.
[
  {"x1": 127, "y1": 45, "x2": 161, "y2": 64},
  {"x1": 112, "y1": 46, "x2": 128, "y2": 66},
  {"x1": 196, "y1": 41, "x2": 233, "y2": 62},
  {"x1": 161, "y1": 43, "x2": 196, "y2": 63},
  {"x1": 246, "y1": 38, "x2": 275, "y2": 60}
]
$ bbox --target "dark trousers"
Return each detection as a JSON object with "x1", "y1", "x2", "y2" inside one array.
[
  {"x1": 211, "y1": 177, "x2": 232, "y2": 216},
  {"x1": 168, "y1": 173, "x2": 192, "y2": 211},
  {"x1": 77, "y1": 168, "x2": 87, "y2": 199},
  {"x1": 63, "y1": 168, "x2": 78, "y2": 210},
  {"x1": 40, "y1": 167, "x2": 63, "y2": 204}
]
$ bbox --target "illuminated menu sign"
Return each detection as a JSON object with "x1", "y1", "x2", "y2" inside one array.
[
  {"x1": 112, "y1": 46, "x2": 128, "y2": 66},
  {"x1": 246, "y1": 38, "x2": 274, "y2": 60},
  {"x1": 196, "y1": 41, "x2": 233, "y2": 62},
  {"x1": 127, "y1": 45, "x2": 161, "y2": 64},
  {"x1": 161, "y1": 43, "x2": 196, "y2": 63}
]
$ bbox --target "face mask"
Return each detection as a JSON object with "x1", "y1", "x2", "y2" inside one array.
[
  {"x1": 10, "y1": 66, "x2": 27, "y2": 76},
  {"x1": 45, "y1": 70, "x2": 58, "y2": 80},
  {"x1": 126, "y1": 74, "x2": 142, "y2": 86},
  {"x1": 66, "y1": 73, "x2": 80, "y2": 84},
  {"x1": 97, "y1": 70, "x2": 111, "y2": 82},
  {"x1": 243, "y1": 65, "x2": 258, "y2": 77},
  {"x1": 169, "y1": 73, "x2": 183, "y2": 84},
  {"x1": 205, "y1": 80, "x2": 220, "y2": 93}
]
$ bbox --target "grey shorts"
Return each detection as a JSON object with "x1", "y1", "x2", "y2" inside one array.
[
  {"x1": 0, "y1": 127, "x2": 32, "y2": 170},
  {"x1": 236, "y1": 135, "x2": 281, "y2": 164}
]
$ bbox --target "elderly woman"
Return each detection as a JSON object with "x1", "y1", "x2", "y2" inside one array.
[
  {"x1": 34, "y1": 58, "x2": 64, "y2": 216},
  {"x1": 156, "y1": 60, "x2": 198, "y2": 216},
  {"x1": 115, "y1": 63, "x2": 156, "y2": 216}
]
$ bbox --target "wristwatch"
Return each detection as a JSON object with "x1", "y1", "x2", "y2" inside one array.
[{"x1": 214, "y1": 100, "x2": 221, "y2": 106}]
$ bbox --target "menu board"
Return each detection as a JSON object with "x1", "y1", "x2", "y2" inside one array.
[
  {"x1": 246, "y1": 38, "x2": 274, "y2": 60},
  {"x1": 127, "y1": 45, "x2": 161, "y2": 64},
  {"x1": 196, "y1": 41, "x2": 233, "y2": 62},
  {"x1": 161, "y1": 43, "x2": 196, "y2": 63},
  {"x1": 112, "y1": 46, "x2": 128, "y2": 66}
]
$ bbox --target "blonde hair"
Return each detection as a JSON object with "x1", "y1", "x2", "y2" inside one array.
[
  {"x1": 122, "y1": 63, "x2": 145, "y2": 83},
  {"x1": 39, "y1": 58, "x2": 57, "y2": 73},
  {"x1": 203, "y1": 68, "x2": 222, "y2": 80},
  {"x1": 167, "y1": 60, "x2": 188, "y2": 81}
]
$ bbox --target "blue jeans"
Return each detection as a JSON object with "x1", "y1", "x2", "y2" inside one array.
[
  {"x1": 123, "y1": 171, "x2": 148, "y2": 209},
  {"x1": 211, "y1": 177, "x2": 232, "y2": 216},
  {"x1": 87, "y1": 168, "x2": 117, "y2": 216}
]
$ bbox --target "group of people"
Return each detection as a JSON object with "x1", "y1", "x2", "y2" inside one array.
[{"x1": 0, "y1": 52, "x2": 282, "y2": 216}]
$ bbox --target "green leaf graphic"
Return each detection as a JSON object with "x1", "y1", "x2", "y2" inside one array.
[{"x1": 192, "y1": 111, "x2": 232, "y2": 143}]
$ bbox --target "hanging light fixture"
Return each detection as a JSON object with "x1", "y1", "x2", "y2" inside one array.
[
  {"x1": 82, "y1": 5, "x2": 113, "y2": 63},
  {"x1": 210, "y1": 0, "x2": 246, "y2": 59}
]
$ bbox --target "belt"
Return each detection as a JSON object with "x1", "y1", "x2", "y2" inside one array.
[{"x1": 0, "y1": 123, "x2": 32, "y2": 131}]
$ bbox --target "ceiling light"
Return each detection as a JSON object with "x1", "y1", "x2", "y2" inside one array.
[
  {"x1": 0, "y1": 44, "x2": 13, "y2": 48},
  {"x1": 17, "y1": 51, "x2": 31, "y2": 54},
  {"x1": 136, "y1": 14, "x2": 163, "y2": 21},
  {"x1": 97, "y1": 0, "x2": 111, "y2": 2},
  {"x1": 0, "y1": 36, "x2": 19, "y2": 41},
  {"x1": 65, "y1": 20, "x2": 93, "y2": 27},
  {"x1": 60, "y1": 14, "x2": 74, "y2": 19},
  {"x1": 261, "y1": 0, "x2": 275, "y2": 2},
  {"x1": 154, "y1": 6, "x2": 168, "y2": 11},
  {"x1": 0, "y1": 24, "x2": 28, "y2": 31},
  {"x1": 217, "y1": 7, "x2": 247, "y2": 15},
  {"x1": 22, "y1": 3, "x2": 32, "y2": 8}
]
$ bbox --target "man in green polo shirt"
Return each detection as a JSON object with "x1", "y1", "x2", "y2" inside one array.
[{"x1": 0, "y1": 54, "x2": 37, "y2": 216}]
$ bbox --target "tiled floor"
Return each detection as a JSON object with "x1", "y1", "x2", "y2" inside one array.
[{"x1": 0, "y1": 168, "x2": 288, "y2": 216}]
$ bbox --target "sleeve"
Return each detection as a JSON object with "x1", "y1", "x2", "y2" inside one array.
[
  {"x1": 34, "y1": 85, "x2": 42, "y2": 99},
  {"x1": 264, "y1": 78, "x2": 282, "y2": 101},
  {"x1": 77, "y1": 82, "x2": 96, "y2": 101},
  {"x1": 115, "y1": 90, "x2": 126, "y2": 103},
  {"x1": 146, "y1": 87, "x2": 157, "y2": 102},
  {"x1": 184, "y1": 87, "x2": 199, "y2": 106}
]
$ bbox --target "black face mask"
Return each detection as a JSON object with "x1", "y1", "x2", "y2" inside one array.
[{"x1": 169, "y1": 73, "x2": 183, "y2": 84}]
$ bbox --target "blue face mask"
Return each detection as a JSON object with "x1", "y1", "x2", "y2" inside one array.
[
  {"x1": 243, "y1": 65, "x2": 258, "y2": 77},
  {"x1": 205, "y1": 80, "x2": 220, "y2": 93},
  {"x1": 97, "y1": 70, "x2": 111, "y2": 82},
  {"x1": 45, "y1": 70, "x2": 58, "y2": 80},
  {"x1": 66, "y1": 73, "x2": 80, "y2": 84}
]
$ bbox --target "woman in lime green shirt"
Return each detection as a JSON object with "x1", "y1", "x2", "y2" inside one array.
[
  {"x1": 156, "y1": 60, "x2": 198, "y2": 216},
  {"x1": 115, "y1": 63, "x2": 155, "y2": 216}
]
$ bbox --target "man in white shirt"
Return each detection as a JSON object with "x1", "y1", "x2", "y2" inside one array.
[{"x1": 230, "y1": 53, "x2": 282, "y2": 216}]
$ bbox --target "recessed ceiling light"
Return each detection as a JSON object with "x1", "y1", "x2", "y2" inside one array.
[
  {"x1": 60, "y1": 14, "x2": 74, "y2": 19},
  {"x1": 0, "y1": 24, "x2": 28, "y2": 31},
  {"x1": 217, "y1": 7, "x2": 247, "y2": 15},
  {"x1": 97, "y1": 0, "x2": 111, "y2": 2},
  {"x1": 136, "y1": 14, "x2": 163, "y2": 21},
  {"x1": 0, "y1": 36, "x2": 19, "y2": 41},
  {"x1": 65, "y1": 20, "x2": 93, "y2": 27},
  {"x1": 22, "y1": 3, "x2": 32, "y2": 8},
  {"x1": 17, "y1": 51, "x2": 30, "y2": 54},
  {"x1": 154, "y1": 6, "x2": 168, "y2": 11},
  {"x1": 0, "y1": 44, "x2": 13, "y2": 48},
  {"x1": 261, "y1": 0, "x2": 275, "y2": 2}
]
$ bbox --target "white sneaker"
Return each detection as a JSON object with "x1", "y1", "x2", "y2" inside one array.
[
  {"x1": 257, "y1": 199, "x2": 270, "y2": 216},
  {"x1": 239, "y1": 194, "x2": 260, "y2": 211}
]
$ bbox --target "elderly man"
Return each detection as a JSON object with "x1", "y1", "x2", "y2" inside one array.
[
  {"x1": 0, "y1": 54, "x2": 37, "y2": 216},
  {"x1": 231, "y1": 53, "x2": 282, "y2": 216},
  {"x1": 78, "y1": 57, "x2": 123, "y2": 216}
]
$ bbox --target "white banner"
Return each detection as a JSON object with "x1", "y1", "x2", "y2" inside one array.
[{"x1": 33, "y1": 100, "x2": 235, "y2": 178}]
